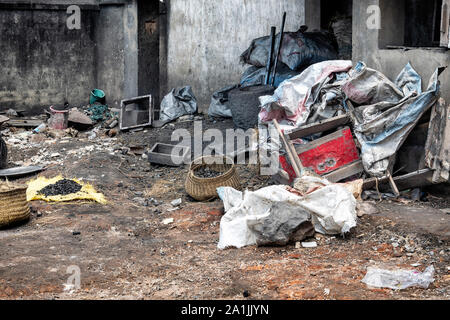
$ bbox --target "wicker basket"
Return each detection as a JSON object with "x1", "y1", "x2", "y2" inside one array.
[
  {"x1": 0, "y1": 182, "x2": 30, "y2": 228},
  {"x1": 185, "y1": 156, "x2": 241, "y2": 201}
]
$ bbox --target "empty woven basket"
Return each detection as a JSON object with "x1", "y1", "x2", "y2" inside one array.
[
  {"x1": 185, "y1": 156, "x2": 241, "y2": 201},
  {"x1": 0, "y1": 182, "x2": 30, "y2": 228}
]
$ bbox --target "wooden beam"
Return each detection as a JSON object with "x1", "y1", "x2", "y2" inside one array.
[
  {"x1": 273, "y1": 119, "x2": 303, "y2": 177},
  {"x1": 294, "y1": 128, "x2": 345, "y2": 154},
  {"x1": 324, "y1": 160, "x2": 364, "y2": 183},
  {"x1": 286, "y1": 114, "x2": 350, "y2": 140},
  {"x1": 6, "y1": 119, "x2": 42, "y2": 128},
  {"x1": 363, "y1": 169, "x2": 434, "y2": 192}
]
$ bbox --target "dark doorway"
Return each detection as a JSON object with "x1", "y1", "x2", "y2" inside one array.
[{"x1": 320, "y1": 0, "x2": 353, "y2": 60}]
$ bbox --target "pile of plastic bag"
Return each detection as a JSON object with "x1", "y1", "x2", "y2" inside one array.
[
  {"x1": 258, "y1": 60, "x2": 444, "y2": 177},
  {"x1": 208, "y1": 27, "x2": 340, "y2": 119}
]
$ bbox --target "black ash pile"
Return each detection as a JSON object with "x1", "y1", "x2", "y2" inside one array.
[{"x1": 38, "y1": 179, "x2": 82, "y2": 197}]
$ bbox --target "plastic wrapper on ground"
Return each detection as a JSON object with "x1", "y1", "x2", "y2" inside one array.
[{"x1": 362, "y1": 266, "x2": 435, "y2": 290}]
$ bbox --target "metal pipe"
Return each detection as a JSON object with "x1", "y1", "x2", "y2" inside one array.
[
  {"x1": 265, "y1": 26, "x2": 276, "y2": 85},
  {"x1": 270, "y1": 12, "x2": 287, "y2": 86}
]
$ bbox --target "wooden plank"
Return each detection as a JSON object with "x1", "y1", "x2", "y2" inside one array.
[
  {"x1": 286, "y1": 114, "x2": 350, "y2": 140},
  {"x1": 324, "y1": 160, "x2": 364, "y2": 183},
  {"x1": 6, "y1": 119, "x2": 42, "y2": 128},
  {"x1": 294, "y1": 128, "x2": 345, "y2": 154},
  {"x1": 363, "y1": 169, "x2": 434, "y2": 192},
  {"x1": 273, "y1": 119, "x2": 303, "y2": 178}
]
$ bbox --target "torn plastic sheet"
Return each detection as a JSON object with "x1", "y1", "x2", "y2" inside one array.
[
  {"x1": 159, "y1": 86, "x2": 198, "y2": 122},
  {"x1": 258, "y1": 60, "x2": 353, "y2": 130},
  {"x1": 362, "y1": 266, "x2": 435, "y2": 290},
  {"x1": 351, "y1": 63, "x2": 443, "y2": 176},
  {"x1": 217, "y1": 176, "x2": 357, "y2": 249}
]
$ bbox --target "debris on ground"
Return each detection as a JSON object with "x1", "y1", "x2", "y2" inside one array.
[{"x1": 362, "y1": 265, "x2": 435, "y2": 290}]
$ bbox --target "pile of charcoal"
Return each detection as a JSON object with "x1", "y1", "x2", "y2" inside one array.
[
  {"x1": 194, "y1": 166, "x2": 224, "y2": 179},
  {"x1": 38, "y1": 179, "x2": 82, "y2": 197}
]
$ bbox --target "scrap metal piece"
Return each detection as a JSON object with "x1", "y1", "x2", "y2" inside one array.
[
  {"x1": 265, "y1": 26, "x2": 276, "y2": 85},
  {"x1": 0, "y1": 166, "x2": 44, "y2": 179},
  {"x1": 119, "y1": 94, "x2": 152, "y2": 131},
  {"x1": 270, "y1": 12, "x2": 287, "y2": 86}
]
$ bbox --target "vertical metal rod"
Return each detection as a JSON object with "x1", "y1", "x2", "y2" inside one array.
[
  {"x1": 265, "y1": 26, "x2": 276, "y2": 85},
  {"x1": 270, "y1": 12, "x2": 287, "y2": 86}
]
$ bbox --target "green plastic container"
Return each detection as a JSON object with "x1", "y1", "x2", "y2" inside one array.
[{"x1": 90, "y1": 89, "x2": 106, "y2": 105}]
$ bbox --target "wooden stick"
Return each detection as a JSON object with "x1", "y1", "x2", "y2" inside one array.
[
  {"x1": 273, "y1": 119, "x2": 302, "y2": 178},
  {"x1": 387, "y1": 171, "x2": 400, "y2": 197}
]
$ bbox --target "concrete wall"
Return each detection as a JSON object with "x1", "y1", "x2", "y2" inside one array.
[
  {"x1": 0, "y1": 0, "x2": 160, "y2": 113},
  {"x1": 165, "y1": 0, "x2": 313, "y2": 111},
  {"x1": 353, "y1": 0, "x2": 450, "y2": 103},
  {"x1": 0, "y1": 3, "x2": 98, "y2": 114}
]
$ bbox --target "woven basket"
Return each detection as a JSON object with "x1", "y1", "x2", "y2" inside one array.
[
  {"x1": 0, "y1": 182, "x2": 30, "y2": 228},
  {"x1": 185, "y1": 156, "x2": 241, "y2": 201}
]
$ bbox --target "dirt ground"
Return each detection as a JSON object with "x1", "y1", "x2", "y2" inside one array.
[{"x1": 0, "y1": 118, "x2": 449, "y2": 300}]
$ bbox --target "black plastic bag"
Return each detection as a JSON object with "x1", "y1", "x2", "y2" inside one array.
[{"x1": 240, "y1": 27, "x2": 338, "y2": 71}]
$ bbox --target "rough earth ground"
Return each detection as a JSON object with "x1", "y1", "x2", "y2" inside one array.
[{"x1": 0, "y1": 118, "x2": 449, "y2": 300}]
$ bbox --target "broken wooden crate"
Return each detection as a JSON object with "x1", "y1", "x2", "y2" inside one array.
[{"x1": 279, "y1": 114, "x2": 364, "y2": 183}]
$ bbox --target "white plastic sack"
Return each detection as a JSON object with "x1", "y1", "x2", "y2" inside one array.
[
  {"x1": 217, "y1": 185, "x2": 311, "y2": 249},
  {"x1": 258, "y1": 60, "x2": 353, "y2": 129},
  {"x1": 292, "y1": 176, "x2": 357, "y2": 235},
  {"x1": 362, "y1": 266, "x2": 435, "y2": 290},
  {"x1": 217, "y1": 178, "x2": 357, "y2": 249}
]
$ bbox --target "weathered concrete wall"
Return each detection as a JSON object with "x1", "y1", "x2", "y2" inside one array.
[
  {"x1": 165, "y1": 0, "x2": 311, "y2": 111},
  {"x1": 96, "y1": 4, "x2": 125, "y2": 109},
  {"x1": 353, "y1": 0, "x2": 450, "y2": 103},
  {"x1": 0, "y1": 4, "x2": 98, "y2": 114},
  {"x1": 0, "y1": 0, "x2": 158, "y2": 113}
]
